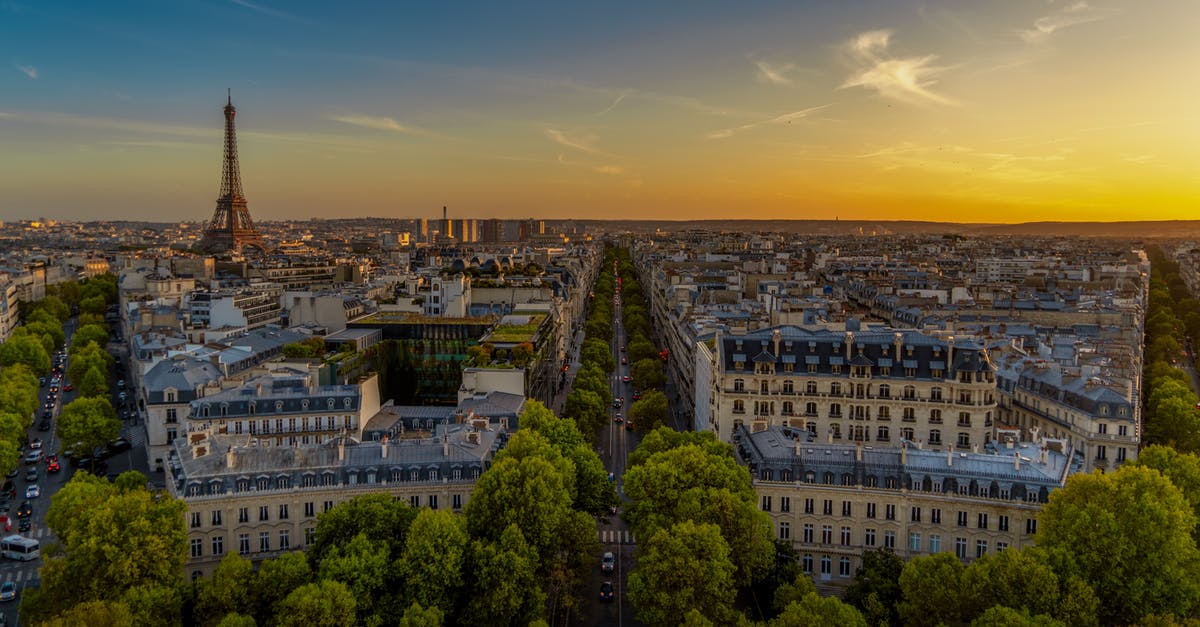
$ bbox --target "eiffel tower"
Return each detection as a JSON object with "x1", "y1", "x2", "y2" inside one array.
[{"x1": 199, "y1": 91, "x2": 265, "y2": 254}]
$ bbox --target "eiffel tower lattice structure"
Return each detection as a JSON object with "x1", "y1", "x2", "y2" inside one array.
[{"x1": 199, "y1": 91, "x2": 265, "y2": 254}]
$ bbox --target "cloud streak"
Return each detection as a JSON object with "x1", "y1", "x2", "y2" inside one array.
[
  {"x1": 841, "y1": 30, "x2": 955, "y2": 106},
  {"x1": 544, "y1": 128, "x2": 603, "y2": 155},
  {"x1": 228, "y1": 0, "x2": 308, "y2": 24},
  {"x1": 330, "y1": 114, "x2": 442, "y2": 139},
  {"x1": 753, "y1": 60, "x2": 794, "y2": 86},
  {"x1": 1019, "y1": 2, "x2": 1120, "y2": 43},
  {"x1": 15, "y1": 64, "x2": 37, "y2": 79},
  {"x1": 707, "y1": 104, "x2": 833, "y2": 139}
]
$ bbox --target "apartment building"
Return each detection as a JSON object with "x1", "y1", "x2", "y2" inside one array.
[
  {"x1": 0, "y1": 275, "x2": 19, "y2": 343},
  {"x1": 169, "y1": 422, "x2": 504, "y2": 577},
  {"x1": 187, "y1": 286, "x2": 283, "y2": 332},
  {"x1": 702, "y1": 325, "x2": 998, "y2": 451},
  {"x1": 739, "y1": 426, "x2": 1073, "y2": 590}
]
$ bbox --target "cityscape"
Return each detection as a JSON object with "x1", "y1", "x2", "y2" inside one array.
[{"x1": 2, "y1": 1, "x2": 1200, "y2": 626}]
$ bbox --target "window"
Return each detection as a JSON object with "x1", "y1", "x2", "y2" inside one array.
[
  {"x1": 977, "y1": 513, "x2": 988, "y2": 530},
  {"x1": 452, "y1": 494, "x2": 463, "y2": 510},
  {"x1": 1117, "y1": 447, "x2": 1127, "y2": 462},
  {"x1": 1096, "y1": 445, "x2": 1107, "y2": 460},
  {"x1": 911, "y1": 507, "x2": 921, "y2": 522},
  {"x1": 429, "y1": 495, "x2": 439, "y2": 510},
  {"x1": 305, "y1": 528, "x2": 316, "y2": 545},
  {"x1": 830, "y1": 403, "x2": 842, "y2": 417},
  {"x1": 930, "y1": 409, "x2": 942, "y2": 424},
  {"x1": 884, "y1": 531, "x2": 895, "y2": 549},
  {"x1": 410, "y1": 495, "x2": 420, "y2": 508},
  {"x1": 821, "y1": 525, "x2": 833, "y2": 544},
  {"x1": 840, "y1": 527, "x2": 851, "y2": 546},
  {"x1": 865, "y1": 528, "x2": 876, "y2": 547},
  {"x1": 866, "y1": 503, "x2": 876, "y2": 519},
  {"x1": 903, "y1": 408, "x2": 915, "y2": 422},
  {"x1": 831, "y1": 383, "x2": 841, "y2": 396},
  {"x1": 733, "y1": 378, "x2": 745, "y2": 392},
  {"x1": 238, "y1": 507, "x2": 249, "y2": 523},
  {"x1": 823, "y1": 499, "x2": 833, "y2": 516},
  {"x1": 305, "y1": 502, "x2": 315, "y2": 517},
  {"x1": 211, "y1": 510, "x2": 222, "y2": 526},
  {"x1": 957, "y1": 511, "x2": 968, "y2": 527},
  {"x1": 955, "y1": 537, "x2": 967, "y2": 559},
  {"x1": 191, "y1": 539, "x2": 203, "y2": 558},
  {"x1": 996, "y1": 541, "x2": 1009, "y2": 552},
  {"x1": 280, "y1": 531, "x2": 290, "y2": 551},
  {"x1": 839, "y1": 557, "x2": 852, "y2": 577},
  {"x1": 166, "y1": 408, "x2": 178, "y2": 423},
  {"x1": 998, "y1": 515, "x2": 1010, "y2": 532},
  {"x1": 802, "y1": 554, "x2": 814, "y2": 574},
  {"x1": 191, "y1": 512, "x2": 201, "y2": 529},
  {"x1": 239, "y1": 534, "x2": 250, "y2": 555},
  {"x1": 324, "y1": 500, "x2": 334, "y2": 512},
  {"x1": 1118, "y1": 424, "x2": 1128, "y2": 437},
  {"x1": 783, "y1": 381, "x2": 794, "y2": 394},
  {"x1": 803, "y1": 524, "x2": 814, "y2": 543},
  {"x1": 805, "y1": 498, "x2": 815, "y2": 514},
  {"x1": 279, "y1": 504, "x2": 289, "y2": 520},
  {"x1": 976, "y1": 540, "x2": 988, "y2": 558},
  {"x1": 1026, "y1": 519, "x2": 1038, "y2": 535},
  {"x1": 820, "y1": 556, "x2": 832, "y2": 575},
  {"x1": 779, "y1": 522, "x2": 791, "y2": 540},
  {"x1": 877, "y1": 426, "x2": 889, "y2": 441},
  {"x1": 259, "y1": 532, "x2": 270, "y2": 552},
  {"x1": 761, "y1": 495, "x2": 772, "y2": 512},
  {"x1": 931, "y1": 508, "x2": 942, "y2": 524},
  {"x1": 909, "y1": 532, "x2": 921, "y2": 553},
  {"x1": 878, "y1": 384, "x2": 890, "y2": 398},
  {"x1": 885, "y1": 504, "x2": 896, "y2": 520},
  {"x1": 930, "y1": 430, "x2": 942, "y2": 445},
  {"x1": 212, "y1": 536, "x2": 224, "y2": 556},
  {"x1": 259, "y1": 506, "x2": 269, "y2": 522},
  {"x1": 168, "y1": 428, "x2": 178, "y2": 442},
  {"x1": 733, "y1": 400, "x2": 745, "y2": 414},
  {"x1": 842, "y1": 501, "x2": 852, "y2": 517},
  {"x1": 781, "y1": 497, "x2": 791, "y2": 513},
  {"x1": 929, "y1": 534, "x2": 941, "y2": 553}
]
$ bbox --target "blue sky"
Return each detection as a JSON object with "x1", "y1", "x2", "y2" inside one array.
[{"x1": 2, "y1": 1, "x2": 1197, "y2": 222}]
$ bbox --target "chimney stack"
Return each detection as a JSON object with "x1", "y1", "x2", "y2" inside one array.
[
  {"x1": 338, "y1": 439, "x2": 345, "y2": 461},
  {"x1": 1013, "y1": 452, "x2": 1021, "y2": 470},
  {"x1": 381, "y1": 435, "x2": 389, "y2": 459},
  {"x1": 443, "y1": 434, "x2": 450, "y2": 457},
  {"x1": 947, "y1": 447, "x2": 953, "y2": 467},
  {"x1": 855, "y1": 441, "x2": 863, "y2": 462},
  {"x1": 226, "y1": 446, "x2": 236, "y2": 469},
  {"x1": 901, "y1": 443, "x2": 908, "y2": 465}
]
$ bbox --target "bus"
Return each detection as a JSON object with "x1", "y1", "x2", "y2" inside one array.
[{"x1": 1, "y1": 535, "x2": 39, "y2": 561}]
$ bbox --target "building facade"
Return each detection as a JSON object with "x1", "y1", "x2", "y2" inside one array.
[{"x1": 704, "y1": 326, "x2": 999, "y2": 451}]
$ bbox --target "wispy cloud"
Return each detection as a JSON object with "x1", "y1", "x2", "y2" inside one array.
[
  {"x1": 1019, "y1": 2, "x2": 1120, "y2": 43},
  {"x1": 841, "y1": 30, "x2": 955, "y2": 106},
  {"x1": 707, "y1": 104, "x2": 833, "y2": 139},
  {"x1": 753, "y1": 60, "x2": 795, "y2": 86},
  {"x1": 330, "y1": 114, "x2": 442, "y2": 139},
  {"x1": 544, "y1": 128, "x2": 603, "y2": 155},
  {"x1": 596, "y1": 91, "x2": 629, "y2": 116},
  {"x1": 14, "y1": 64, "x2": 37, "y2": 79},
  {"x1": 228, "y1": 0, "x2": 308, "y2": 23},
  {"x1": 593, "y1": 165, "x2": 625, "y2": 175}
]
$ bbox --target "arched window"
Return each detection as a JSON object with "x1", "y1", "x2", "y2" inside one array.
[
  {"x1": 327, "y1": 398, "x2": 336, "y2": 409},
  {"x1": 878, "y1": 384, "x2": 890, "y2": 398},
  {"x1": 201, "y1": 405, "x2": 210, "y2": 417},
  {"x1": 760, "y1": 381, "x2": 769, "y2": 394},
  {"x1": 733, "y1": 378, "x2": 745, "y2": 392}
]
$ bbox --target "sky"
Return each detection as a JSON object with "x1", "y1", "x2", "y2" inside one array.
[{"x1": 1, "y1": 0, "x2": 1198, "y2": 224}]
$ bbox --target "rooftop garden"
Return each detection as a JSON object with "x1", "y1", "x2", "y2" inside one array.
[
  {"x1": 354, "y1": 311, "x2": 496, "y2": 325},
  {"x1": 483, "y1": 314, "x2": 547, "y2": 344}
]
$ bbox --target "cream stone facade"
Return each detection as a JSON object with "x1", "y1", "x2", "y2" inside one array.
[{"x1": 705, "y1": 326, "x2": 998, "y2": 452}]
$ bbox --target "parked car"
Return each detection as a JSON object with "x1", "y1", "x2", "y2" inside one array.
[
  {"x1": 0, "y1": 515, "x2": 9, "y2": 532},
  {"x1": 64, "y1": 383, "x2": 73, "y2": 392},
  {"x1": 613, "y1": 413, "x2": 624, "y2": 423},
  {"x1": 108, "y1": 438, "x2": 132, "y2": 454},
  {"x1": 38, "y1": 420, "x2": 51, "y2": 432},
  {"x1": 23, "y1": 450, "x2": 42, "y2": 465}
]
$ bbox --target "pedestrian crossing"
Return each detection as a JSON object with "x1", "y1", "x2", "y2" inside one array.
[
  {"x1": 597, "y1": 529, "x2": 634, "y2": 545},
  {"x1": 0, "y1": 568, "x2": 37, "y2": 584}
]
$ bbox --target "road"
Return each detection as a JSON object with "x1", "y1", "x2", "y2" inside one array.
[{"x1": 0, "y1": 319, "x2": 150, "y2": 623}]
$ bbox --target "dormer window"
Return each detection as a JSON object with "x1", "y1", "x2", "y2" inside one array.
[
  {"x1": 327, "y1": 398, "x2": 336, "y2": 409},
  {"x1": 275, "y1": 401, "x2": 284, "y2": 412},
  {"x1": 343, "y1": 398, "x2": 352, "y2": 408},
  {"x1": 201, "y1": 405, "x2": 210, "y2": 417},
  {"x1": 301, "y1": 399, "x2": 310, "y2": 410},
  {"x1": 220, "y1": 403, "x2": 229, "y2": 417}
]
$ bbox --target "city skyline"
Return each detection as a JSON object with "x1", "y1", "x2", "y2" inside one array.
[{"x1": 1, "y1": 0, "x2": 1197, "y2": 223}]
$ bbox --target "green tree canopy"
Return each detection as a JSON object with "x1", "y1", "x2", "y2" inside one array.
[
  {"x1": 844, "y1": 548, "x2": 905, "y2": 627},
  {"x1": 0, "y1": 333, "x2": 51, "y2": 374},
  {"x1": 898, "y1": 553, "x2": 968, "y2": 627},
  {"x1": 399, "y1": 509, "x2": 469, "y2": 615},
  {"x1": 631, "y1": 357, "x2": 666, "y2": 390},
  {"x1": 629, "y1": 389, "x2": 668, "y2": 434},
  {"x1": 309, "y1": 493, "x2": 416, "y2": 566},
  {"x1": 628, "y1": 520, "x2": 737, "y2": 626},
  {"x1": 274, "y1": 580, "x2": 357, "y2": 627},
  {"x1": 57, "y1": 396, "x2": 120, "y2": 457}
]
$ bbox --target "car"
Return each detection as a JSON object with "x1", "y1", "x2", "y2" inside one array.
[
  {"x1": 117, "y1": 392, "x2": 127, "y2": 402},
  {"x1": 108, "y1": 438, "x2": 132, "y2": 454},
  {"x1": 46, "y1": 460, "x2": 60, "y2": 474},
  {"x1": 29, "y1": 439, "x2": 41, "y2": 450},
  {"x1": 0, "y1": 515, "x2": 8, "y2": 532},
  {"x1": 599, "y1": 581, "x2": 614, "y2": 601},
  {"x1": 38, "y1": 420, "x2": 51, "y2": 432},
  {"x1": 49, "y1": 385, "x2": 58, "y2": 394},
  {"x1": 45, "y1": 454, "x2": 58, "y2": 465},
  {"x1": 613, "y1": 413, "x2": 623, "y2": 423},
  {"x1": 117, "y1": 379, "x2": 126, "y2": 389},
  {"x1": 23, "y1": 468, "x2": 36, "y2": 483},
  {"x1": 24, "y1": 485, "x2": 39, "y2": 499},
  {"x1": 23, "y1": 450, "x2": 42, "y2": 465},
  {"x1": 41, "y1": 410, "x2": 51, "y2": 420},
  {"x1": 17, "y1": 518, "x2": 30, "y2": 532},
  {"x1": 620, "y1": 356, "x2": 628, "y2": 365},
  {"x1": 620, "y1": 345, "x2": 626, "y2": 352},
  {"x1": 622, "y1": 375, "x2": 632, "y2": 383},
  {"x1": 601, "y1": 552, "x2": 615, "y2": 573},
  {"x1": 612, "y1": 398, "x2": 622, "y2": 409},
  {"x1": 632, "y1": 390, "x2": 642, "y2": 400},
  {"x1": 38, "y1": 377, "x2": 46, "y2": 387},
  {"x1": 625, "y1": 420, "x2": 634, "y2": 431},
  {"x1": 64, "y1": 383, "x2": 73, "y2": 392},
  {"x1": 0, "y1": 581, "x2": 15, "y2": 602},
  {"x1": 16, "y1": 501, "x2": 31, "y2": 518}
]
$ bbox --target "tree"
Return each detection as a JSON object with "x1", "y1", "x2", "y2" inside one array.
[
  {"x1": 464, "y1": 525, "x2": 545, "y2": 626},
  {"x1": 25, "y1": 319, "x2": 66, "y2": 352},
  {"x1": 70, "y1": 323, "x2": 110, "y2": 354},
  {"x1": 0, "y1": 333, "x2": 51, "y2": 373},
  {"x1": 1149, "y1": 396, "x2": 1200, "y2": 453},
  {"x1": 628, "y1": 521, "x2": 737, "y2": 626},
  {"x1": 629, "y1": 389, "x2": 668, "y2": 434},
  {"x1": 581, "y1": 338, "x2": 615, "y2": 373},
  {"x1": 770, "y1": 595, "x2": 868, "y2": 627},
  {"x1": 771, "y1": 571, "x2": 816, "y2": 612},
  {"x1": 37, "y1": 600, "x2": 135, "y2": 627},
  {"x1": 195, "y1": 554, "x2": 256, "y2": 625},
  {"x1": 898, "y1": 553, "x2": 967, "y2": 627},
  {"x1": 511, "y1": 341, "x2": 535, "y2": 368},
  {"x1": 970, "y1": 606, "x2": 1066, "y2": 627},
  {"x1": 80, "y1": 365, "x2": 110, "y2": 398},
  {"x1": 308, "y1": 493, "x2": 416, "y2": 566},
  {"x1": 120, "y1": 584, "x2": 184, "y2": 627},
  {"x1": 399, "y1": 510, "x2": 469, "y2": 614},
  {"x1": 1038, "y1": 466, "x2": 1200, "y2": 624},
  {"x1": 398, "y1": 602, "x2": 444, "y2": 627},
  {"x1": 317, "y1": 532, "x2": 393, "y2": 625},
  {"x1": 78, "y1": 294, "x2": 107, "y2": 316},
  {"x1": 253, "y1": 552, "x2": 310, "y2": 623},
  {"x1": 274, "y1": 581, "x2": 357, "y2": 627},
  {"x1": 961, "y1": 548, "x2": 1062, "y2": 620},
  {"x1": 1135, "y1": 445, "x2": 1200, "y2": 530},
  {"x1": 628, "y1": 337, "x2": 659, "y2": 364},
  {"x1": 36, "y1": 294, "x2": 72, "y2": 322},
  {"x1": 57, "y1": 397, "x2": 120, "y2": 458},
  {"x1": 844, "y1": 548, "x2": 904, "y2": 627},
  {"x1": 627, "y1": 427, "x2": 734, "y2": 469},
  {"x1": 215, "y1": 614, "x2": 257, "y2": 627},
  {"x1": 563, "y1": 388, "x2": 607, "y2": 439},
  {"x1": 520, "y1": 401, "x2": 616, "y2": 514},
  {"x1": 631, "y1": 357, "x2": 666, "y2": 390}
]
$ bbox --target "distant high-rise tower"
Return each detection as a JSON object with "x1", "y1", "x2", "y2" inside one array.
[{"x1": 199, "y1": 91, "x2": 264, "y2": 254}]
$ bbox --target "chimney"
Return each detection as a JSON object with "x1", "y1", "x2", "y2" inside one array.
[
  {"x1": 844, "y1": 331, "x2": 854, "y2": 361},
  {"x1": 946, "y1": 336, "x2": 955, "y2": 376},
  {"x1": 226, "y1": 446, "x2": 236, "y2": 469},
  {"x1": 1013, "y1": 452, "x2": 1021, "y2": 470},
  {"x1": 972, "y1": 443, "x2": 978, "y2": 454},
  {"x1": 1040, "y1": 447, "x2": 1048, "y2": 465},
  {"x1": 855, "y1": 441, "x2": 863, "y2": 462},
  {"x1": 337, "y1": 439, "x2": 345, "y2": 461},
  {"x1": 442, "y1": 434, "x2": 450, "y2": 457},
  {"x1": 947, "y1": 447, "x2": 953, "y2": 467},
  {"x1": 901, "y1": 443, "x2": 908, "y2": 465},
  {"x1": 827, "y1": 429, "x2": 833, "y2": 444},
  {"x1": 772, "y1": 329, "x2": 781, "y2": 360},
  {"x1": 795, "y1": 440, "x2": 801, "y2": 457},
  {"x1": 381, "y1": 435, "x2": 389, "y2": 458}
]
